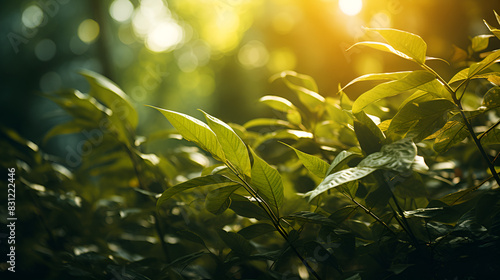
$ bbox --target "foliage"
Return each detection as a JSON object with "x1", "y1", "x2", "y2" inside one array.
[{"x1": 2, "y1": 11, "x2": 500, "y2": 280}]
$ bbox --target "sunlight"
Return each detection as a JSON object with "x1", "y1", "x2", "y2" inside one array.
[{"x1": 339, "y1": 0, "x2": 363, "y2": 16}]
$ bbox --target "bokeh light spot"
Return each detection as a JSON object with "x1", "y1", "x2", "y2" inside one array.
[
  {"x1": 238, "y1": 40, "x2": 269, "y2": 69},
  {"x1": 109, "y1": 0, "x2": 134, "y2": 22},
  {"x1": 35, "y1": 39, "x2": 56, "y2": 61},
  {"x1": 339, "y1": 0, "x2": 362, "y2": 16},
  {"x1": 146, "y1": 21, "x2": 183, "y2": 52},
  {"x1": 39, "y1": 71, "x2": 62, "y2": 92},
  {"x1": 22, "y1": 5, "x2": 44, "y2": 29},
  {"x1": 78, "y1": 19, "x2": 100, "y2": 44}
]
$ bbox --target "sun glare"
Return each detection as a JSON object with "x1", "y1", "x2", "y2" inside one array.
[{"x1": 339, "y1": 0, "x2": 363, "y2": 16}]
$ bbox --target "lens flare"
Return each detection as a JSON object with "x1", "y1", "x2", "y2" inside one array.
[{"x1": 339, "y1": 0, "x2": 362, "y2": 16}]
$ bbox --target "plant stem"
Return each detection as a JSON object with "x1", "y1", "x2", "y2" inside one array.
[
  {"x1": 228, "y1": 163, "x2": 323, "y2": 280},
  {"x1": 420, "y1": 63, "x2": 500, "y2": 186}
]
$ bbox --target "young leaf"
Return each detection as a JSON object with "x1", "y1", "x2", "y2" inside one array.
[
  {"x1": 353, "y1": 111, "x2": 386, "y2": 154},
  {"x1": 285, "y1": 211, "x2": 337, "y2": 227},
  {"x1": 471, "y1": 35, "x2": 493, "y2": 53},
  {"x1": 388, "y1": 99, "x2": 457, "y2": 142},
  {"x1": 156, "y1": 174, "x2": 236, "y2": 209},
  {"x1": 282, "y1": 143, "x2": 329, "y2": 178},
  {"x1": 276, "y1": 71, "x2": 325, "y2": 112},
  {"x1": 150, "y1": 107, "x2": 226, "y2": 162},
  {"x1": 217, "y1": 229, "x2": 254, "y2": 256},
  {"x1": 202, "y1": 110, "x2": 252, "y2": 176},
  {"x1": 352, "y1": 70, "x2": 436, "y2": 113},
  {"x1": 484, "y1": 11, "x2": 500, "y2": 40},
  {"x1": 80, "y1": 70, "x2": 138, "y2": 129},
  {"x1": 249, "y1": 148, "x2": 284, "y2": 216},
  {"x1": 468, "y1": 50, "x2": 500, "y2": 78},
  {"x1": 326, "y1": 150, "x2": 361, "y2": 175},
  {"x1": 305, "y1": 167, "x2": 376, "y2": 200},
  {"x1": 259, "y1": 95, "x2": 298, "y2": 112},
  {"x1": 341, "y1": 71, "x2": 413, "y2": 92},
  {"x1": 205, "y1": 184, "x2": 241, "y2": 215},
  {"x1": 367, "y1": 28, "x2": 427, "y2": 64}
]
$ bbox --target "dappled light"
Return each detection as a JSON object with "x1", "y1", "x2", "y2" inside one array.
[{"x1": 2, "y1": 0, "x2": 500, "y2": 279}]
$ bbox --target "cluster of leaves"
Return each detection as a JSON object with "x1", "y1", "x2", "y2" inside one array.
[{"x1": 2, "y1": 11, "x2": 500, "y2": 280}]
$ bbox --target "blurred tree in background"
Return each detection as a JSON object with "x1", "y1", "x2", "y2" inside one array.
[{"x1": 1, "y1": 0, "x2": 499, "y2": 153}]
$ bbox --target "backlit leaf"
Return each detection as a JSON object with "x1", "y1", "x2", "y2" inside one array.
[
  {"x1": 202, "y1": 110, "x2": 252, "y2": 176},
  {"x1": 150, "y1": 107, "x2": 226, "y2": 162},
  {"x1": 205, "y1": 184, "x2": 241, "y2": 215},
  {"x1": 249, "y1": 148, "x2": 284, "y2": 215},
  {"x1": 368, "y1": 28, "x2": 427, "y2": 64},
  {"x1": 276, "y1": 71, "x2": 325, "y2": 112},
  {"x1": 259, "y1": 95, "x2": 298, "y2": 112},
  {"x1": 471, "y1": 35, "x2": 493, "y2": 52},
  {"x1": 282, "y1": 143, "x2": 329, "y2": 178},
  {"x1": 352, "y1": 71, "x2": 436, "y2": 113}
]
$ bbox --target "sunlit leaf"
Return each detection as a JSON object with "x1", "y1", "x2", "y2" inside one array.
[
  {"x1": 471, "y1": 35, "x2": 493, "y2": 53},
  {"x1": 306, "y1": 167, "x2": 376, "y2": 200},
  {"x1": 484, "y1": 11, "x2": 500, "y2": 40},
  {"x1": 156, "y1": 174, "x2": 236, "y2": 209},
  {"x1": 150, "y1": 107, "x2": 226, "y2": 162},
  {"x1": 431, "y1": 118, "x2": 468, "y2": 153},
  {"x1": 388, "y1": 99, "x2": 457, "y2": 141},
  {"x1": 404, "y1": 207, "x2": 444, "y2": 219},
  {"x1": 352, "y1": 70, "x2": 436, "y2": 113},
  {"x1": 353, "y1": 111, "x2": 386, "y2": 154},
  {"x1": 468, "y1": 50, "x2": 500, "y2": 78},
  {"x1": 282, "y1": 143, "x2": 329, "y2": 178},
  {"x1": 276, "y1": 71, "x2": 325, "y2": 112},
  {"x1": 367, "y1": 28, "x2": 427, "y2": 64},
  {"x1": 249, "y1": 148, "x2": 284, "y2": 215},
  {"x1": 243, "y1": 118, "x2": 295, "y2": 129},
  {"x1": 205, "y1": 184, "x2": 241, "y2": 215},
  {"x1": 326, "y1": 150, "x2": 361, "y2": 175},
  {"x1": 483, "y1": 86, "x2": 500, "y2": 112},
  {"x1": 259, "y1": 95, "x2": 298, "y2": 112},
  {"x1": 341, "y1": 71, "x2": 413, "y2": 92},
  {"x1": 202, "y1": 110, "x2": 251, "y2": 176}
]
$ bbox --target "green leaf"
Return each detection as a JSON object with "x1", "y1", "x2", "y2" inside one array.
[
  {"x1": 156, "y1": 174, "x2": 236, "y2": 209},
  {"x1": 483, "y1": 86, "x2": 500, "y2": 112},
  {"x1": 238, "y1": 223, "x2": 276, "y2": 239},
  {"x1": 243, "y1": 118, "x2": 295, "y2": 129},
  {"x1": 150, "y1": 107, "x2": 226, "y2": 162},
  {"x1": 205, "y1": 185, "x2": 241, "y2": 215},
  {"x1": 202, "y1": 110, "x2": 251, "y2": 176},
  {"x1": 306, "y1": 139, "x2": 418, "y2": 200},
  {"x1": 341, "y1": 71, "x2": 412, "y2": 92},
  {"x1": 275, "y1": 71, "x2": 325, "y2": 112},
  {"x1": 259, "y1": 95, "x2": 298, "y2": 112},
  {"x1": 471, "y1": 35, "x2": 493, "y2": 53},
  {"x1": 353, "y1": 111, "x2": 386, "y2": 154},
  {"x1": 431, "y1": 118, "x2": 468, "y2": 153},
  {"x1": 480, "y1": 128, "x2": 500, "y2": 146},
  {"x1": 484, "y1": 11, "x2": 500, "y2": 40},
  {"x1": 80, "y1": 70, "x2": 138, "y2": 131},
  {"x1": 217, "y1": 229, "x2": 254, "y2": 256},
  {"x1": 388, "y1": 99, "x2": 457, "y2": 142},
  {"x1": 352, "y1": 70, "x2": 436, "y2": 113},
  {"x1": 249, "y1": 148, "x2": 284, "y2": 215},
  {"x1": 177, "y1": 230, "x2": 207, "y2": 247},
  {"x1": 229, "y1": 194, "x2": 270, "y2": 220},
  {"x1": 282, "y1": 143, "x2": 329, "y2": 178},
  {"x1": 368, "y1": 28, "x2": 427, "y2": 64},
  {"x1": 285, "y1": 211, "x2": 337, "y2": 227},
  {"x1": 404, "y1": 207, "x2": 444, "y2": 219},
  {"x1": 468, "y1": 50, "x2": 500, "y2": 78},
  {"x1": 326, "y1": 150, "x2": 361, "y2": 175},
  {"x1": 306, "y1": 167, "x2": 376, "y2": 200},
  {"x1": 43, "y1": 119, "x2": 95, "y2": 143},
  {"x1": 358, "y1": 138, "x2": 417, "y2": 172}
]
